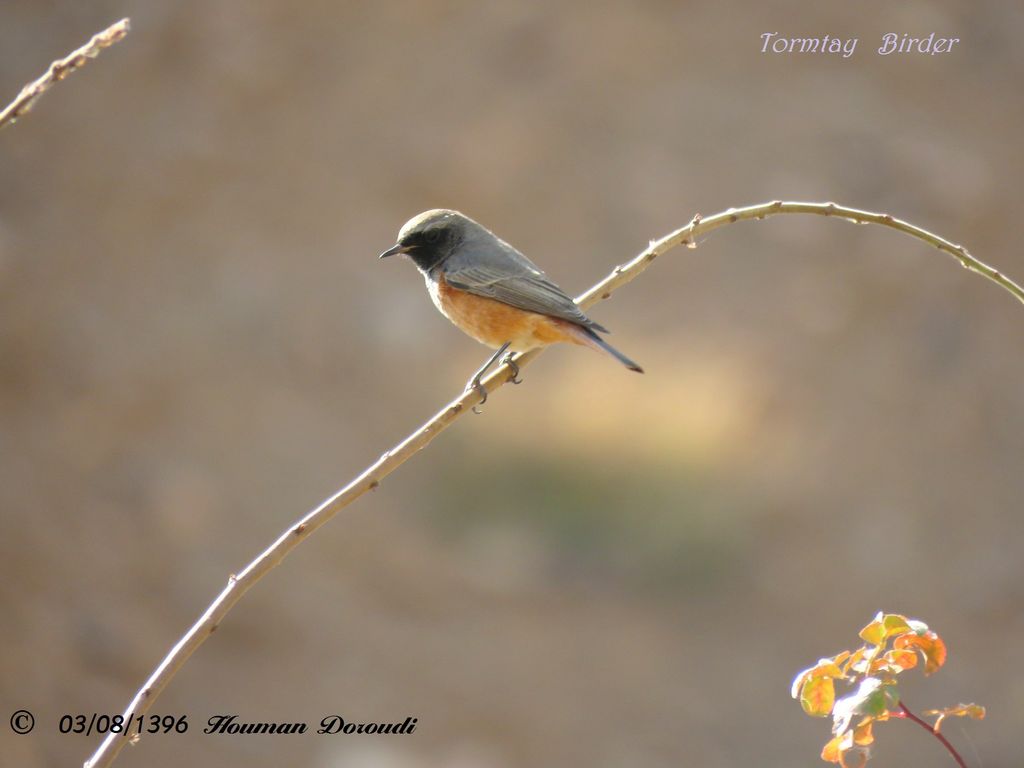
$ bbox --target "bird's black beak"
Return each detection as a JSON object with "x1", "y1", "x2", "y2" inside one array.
[{"x1": 379, "y1": 243, "x2": 413, "y2": 259}]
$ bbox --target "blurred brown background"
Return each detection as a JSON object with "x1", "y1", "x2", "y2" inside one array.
[{"x1": 2, "y1": 2, "x2": 1022, "y2": 767}]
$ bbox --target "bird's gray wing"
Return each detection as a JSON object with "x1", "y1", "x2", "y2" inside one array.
[{"x1": 442, "y1": 236, "x2": 608, "y2": 332}]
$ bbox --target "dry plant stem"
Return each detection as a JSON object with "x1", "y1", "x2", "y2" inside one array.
[
  {"x1": 0, "y1": 18, "x2": 130, "y2": 130},
  {"x1": 83, "y1": 201, "x2": 1021, "y2": 768},
  {"x1": 896, "y1": 702, "x2": 969, "y2": 768}
]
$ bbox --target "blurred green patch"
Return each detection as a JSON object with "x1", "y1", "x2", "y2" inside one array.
[{"x1": 426, "y1": 450, "x2": 753, "y2": 594}]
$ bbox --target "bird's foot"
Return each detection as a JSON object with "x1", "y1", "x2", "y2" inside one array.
[
  {"x1": 503, "y1": 353, "x2": 522, "y2": 384},
  {"x1": 466, "y1": 342, "x2": 509, "y2": 415},
  {"x1": 464, "y1": 342, "x2": 516, "y2": 415},
  {"x1": 468, "y1": 375, "x2": 488, "y2": 415}
]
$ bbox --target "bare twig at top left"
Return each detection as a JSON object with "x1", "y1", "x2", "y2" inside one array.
[{"x1": 0, "y1": 17, "x2": 130, "y2": 131}]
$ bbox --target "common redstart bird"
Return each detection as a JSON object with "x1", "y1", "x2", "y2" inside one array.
[{"x1": 380, "y1": 210, "x2": 642, "y2": 404}]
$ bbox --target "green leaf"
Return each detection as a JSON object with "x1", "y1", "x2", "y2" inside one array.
[{"x1": 832, "y1": 678, "x2": 898, "y2": 734}]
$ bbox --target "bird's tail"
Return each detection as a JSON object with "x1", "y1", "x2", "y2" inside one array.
[{"x1": 577, "y1": 326, "x2": 644, "y2": 373}]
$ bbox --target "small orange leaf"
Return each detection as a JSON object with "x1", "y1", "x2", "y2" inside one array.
[
  {"x1": 884, "y1": 651, "x2": 917, "y2": 671},
  {"x1": 823, "y1": 732, "x2": 865, "y2": 768},
  {"x1": 894, "y1": 630, "x2": 947, "y2": 674},
  {"x1": 923, "y1": 703, "x2": 986, "y2": 733},
  {"x1": 853, "y1": 717, "x2": 875, "y2": 746},
  {"x1": 821, "y1": 734, "x2": 845, "y2": 763},
  {"x1": 868, "y1": 647, "x2": 917, "y2": 675}
]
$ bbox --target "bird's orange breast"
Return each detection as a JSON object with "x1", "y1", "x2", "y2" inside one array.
[{"x1": 430, "y1": 273, "x2": 583, "y2": 352}]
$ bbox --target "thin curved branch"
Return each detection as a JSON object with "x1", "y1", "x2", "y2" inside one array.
[
  {"x1": 896, "y1": 702, "x2": 969, "y2": 768},
  {"x1": 83, "y1": 201, "x2": 1022, "y2": 768},
  {"x1": 671, "y1": 201, "x2": 1023, "y2": 305},
  {"x1": 0, "y1": 18, "x2": 130, "y2": 131}
]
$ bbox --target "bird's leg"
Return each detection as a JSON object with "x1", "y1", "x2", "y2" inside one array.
[
  {"x1": 467, "y1": 342, "x2": 510, "y2": 414},
  {"x1": 502, "y1": 350, "x2": 522, "y2": 384}
]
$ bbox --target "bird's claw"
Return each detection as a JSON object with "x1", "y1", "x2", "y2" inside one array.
[
  {"x1": 468, "y1": 375, "x2": 488, "y2": 415},
  {"x1": 503, "y1": 354, "x2": 522, "y2": 384},
  {"x1": 465, "y1": 342, "x2": 511, "y2": 415}
]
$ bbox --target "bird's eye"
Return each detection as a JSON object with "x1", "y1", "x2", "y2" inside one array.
[{"x1": 424, "y1": 229, "x2": 441, "y2": 244}]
